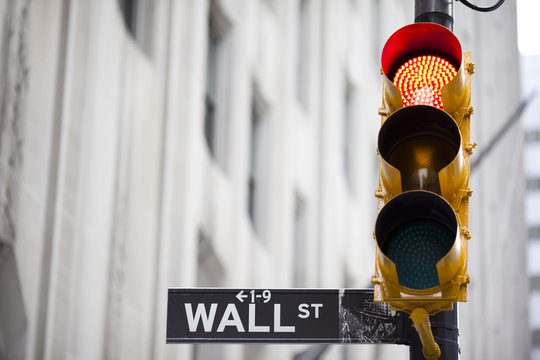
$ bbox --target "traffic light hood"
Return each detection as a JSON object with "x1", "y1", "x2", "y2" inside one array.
[{"x1": 381, "y1": 22, "x2": 462, "y2": 81}]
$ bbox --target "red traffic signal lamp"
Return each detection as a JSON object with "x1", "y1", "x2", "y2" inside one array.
[{"x1": 372, "y1": 22, "x2": 474, "y2": 317}]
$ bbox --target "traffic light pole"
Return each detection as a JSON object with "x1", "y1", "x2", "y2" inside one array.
[
  {"x1": 415, "y1": 0, "x2": 454, "y2": 30},
  {"x1": 411, "y1": 2, "x2": 458, "y2": 359}
]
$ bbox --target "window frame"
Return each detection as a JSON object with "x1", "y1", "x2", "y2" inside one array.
[{"x1": 204, "y1": 2, "x2": 232, "y2": 168}]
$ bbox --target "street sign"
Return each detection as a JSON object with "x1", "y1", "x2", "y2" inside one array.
[{"x1": 167, "y1": 288, "x2": 409, "y2": 344}]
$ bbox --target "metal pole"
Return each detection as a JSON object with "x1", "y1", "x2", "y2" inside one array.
[
  {"x1": 410, "y1": 2, "x2": 458, "y2": 359},
  {"x1": 409, "y1": 305, "x2": 459, "y2": 360},
  {"x1": 415, "y1": 0, "x2": 454, "y2": 31}
]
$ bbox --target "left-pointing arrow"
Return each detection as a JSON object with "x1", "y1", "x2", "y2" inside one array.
[{"x1": 236, "y1": 290, "x2": 248, "y2": 303}]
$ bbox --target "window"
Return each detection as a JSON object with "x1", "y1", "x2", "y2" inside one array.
[
  {"x1": 0, "y1": 247, "x2": 26, "y2": 359},
  {"x1": 205, "y1": 28, "x2": 218, "y2": 157},
  {"x1": 248, "y1": 88, "x2": 268, "y2": 236},
  {"x1": 343, "y1": 79, "x2": 355, "y2": 190},
  {"x1": 527, "y1": 178, "x2": 540, "y2": 191},
  {"x1": 205, "y1": 2, "x2": 231, "y2": 166},
  {"x1": 118, "y1": 0, "x2": 154, "y2": 55},
  {"x1": 296, "y1": 0, "x2": 310, "y2": 108},
  {"x1": 531, "y1": 276, "x2": 540, "y2": 292},
  {"x1": 196, "y1": 229, "x2": 225, "y2": 287},
  {"x1": 525, "y1": 129, "x2": 540, "y2": 143},
  {"x1": 293, "y1": 194, "x2": 307, "y2": 287},
  {"x1": 533, "y1": 329, "x2": 540, "y2": 348},
  {"x1": 528, "y1": 241, "x2": 540, "y2": 275},
  {"x1": 119, "y1": 0, "x2": 137, "y2": 34},
  {"x1": 530, "y1": 226, "x2": 540, "y2": 239}
]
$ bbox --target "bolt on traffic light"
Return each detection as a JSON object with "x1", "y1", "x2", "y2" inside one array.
[{"x1": 372, "y1": 22, "x2": 475, "y2": 317}]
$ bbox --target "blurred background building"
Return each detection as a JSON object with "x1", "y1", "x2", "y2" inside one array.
[
  {"x1": 0, "y1": 0, "x2": 531, "y2": 359},
  {"x1": 523, "y1": 53, "x2": 540, "y2": 360},
  {"x1": 518, "y1": 1, "x2": 540, "y2": 359}
]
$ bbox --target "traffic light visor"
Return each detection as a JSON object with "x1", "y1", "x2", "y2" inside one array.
[
  {"x1": 378, "y1": 105, "x2": 461, "y2": 195},
  {"x1": 382, "y1": 23, "x2": 461, "y2": 80},
  {"x1": 375, "y1": 191, "x2": 458, "y2": 290}
]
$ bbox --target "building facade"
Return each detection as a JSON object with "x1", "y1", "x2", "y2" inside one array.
[
  {"x1": 522, "y1": 54, "x2": 540, "y2": 360},
  {"x1": 0, "y1": 0, "x2": 529, "y2": 359}
]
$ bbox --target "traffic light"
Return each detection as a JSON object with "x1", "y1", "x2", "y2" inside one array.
[{"x1": 372, "y1": 22, "x2": 474, "y2": 317}]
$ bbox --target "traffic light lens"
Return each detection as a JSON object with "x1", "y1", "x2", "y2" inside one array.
[
  {"x1": 393, "y1": 55, "x2": 457, "y2": 110},
  {"x1": 386, "y1": 134, "x2": 457, "y2": 193},
  {"x1": 383, "y1": 219, "x2": 454, "y2": 289}
]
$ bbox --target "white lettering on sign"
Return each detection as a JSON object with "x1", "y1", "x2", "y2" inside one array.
[
  {"x1": 236, "y1": 290, "x2": 248, "y2": 303},
  {"x1": 298, "y1": 303, "x2": 309, "y2": 318},
  {"x1": 297, "y1": 303, "x2": 324, "y2": 319},
  {"x1": 249, "y1": 304, "x2": 270, "y2": 332},
  {"x1": 311, "y1": 304, "x2": 323, "y2": 318},
  {"x1": 184, "y1": 303, "x2": 217, "y2": 332},
  {"x1": 274, "y1": 304, "x2": 295, "y2": 332},
  {"x1": 217, "y1": 304, "x2": 245, "y2": 332},
  {"x1": 184, "y1": 303, "x2": 297, "y2": 333}
]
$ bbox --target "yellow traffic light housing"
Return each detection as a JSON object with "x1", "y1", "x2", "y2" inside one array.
[{"x1": 372, "y1": 22, "x2": 474, "y2": 317}]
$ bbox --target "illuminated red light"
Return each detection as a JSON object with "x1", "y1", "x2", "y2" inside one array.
[{"x1": 393, "y1": 55, "x2": 457, "y2": 110}]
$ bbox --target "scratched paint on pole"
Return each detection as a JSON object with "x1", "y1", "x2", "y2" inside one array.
[{"x1": 166, "y1": 288, "x2": 408, "y2": 344}]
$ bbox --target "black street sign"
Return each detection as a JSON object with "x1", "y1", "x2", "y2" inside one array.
[{"x1": 167, "y1": 288, "x2": 409, "y2": 344}]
